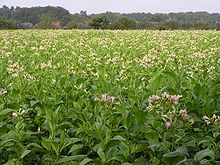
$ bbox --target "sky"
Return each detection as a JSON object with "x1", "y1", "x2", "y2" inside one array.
[{"x1": 0, "y1": 0, "x2": 219, "y2": 14}]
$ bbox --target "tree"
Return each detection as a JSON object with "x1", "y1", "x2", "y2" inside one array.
[
  {"x1": 37, "y1": 13, "x2": 55, "y2": 29},
  {"x1": 159, "y1": 21, "x2": 180, "y2": 30},
  {"x1": 89, "y1": 15, "x2": 110, "y2": 29},
  {"x1": 111, "y1": 17, "x2": 137, "y2": 30},
  {"x1": 213, "y1": 23, "x2": 220, "y2": 30},
  {"x1": 137, "y1": 21, "x2": 155, "y2": 29},
  {"x1": 0, "y1": 16, "x2": 17, "y2": 29},
  {"x1": 65, "y1": 20, "x2": 78, "y2": 29}
]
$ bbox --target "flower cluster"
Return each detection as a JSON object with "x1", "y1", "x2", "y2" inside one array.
[
  {"x1": 147, "y1": 93, "x2": 193, "y2": 127},
  {"x1": 40, "y1": 61, "x2": 53, "y2": 69},
  {"x1": 12, "y1": 108, "x2": 25, "y2": 117},
  {"x1": 147, "y1": 92, "x2": 182, "y2": 110},
  {"x1": 203, "y1": 114, "x2": 220, "y2": 125},
  {"x1": 94, "y1": 94, "x2": 121, "y2": 106},
  {"x1": 7, "y1": 60, "x2": 24, "y2": 77},
  {"x1": 0, "y1": 88, "x2": 7, "y2": 95}
]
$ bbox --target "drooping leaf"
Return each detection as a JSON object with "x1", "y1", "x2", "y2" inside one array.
[
  {"x1": 20, "y1": 150, "x2": 31, "y2": 158},
  {"x1": 79, "y1": 158, "x2": 92, "y2": 165},
  {"x1": 194, "y1": 148, "x2": 215, "y2": 161}
]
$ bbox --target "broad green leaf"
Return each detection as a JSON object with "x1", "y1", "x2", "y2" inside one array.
[
  {"x1": 79, "y1": 158, "x2": 92, "y2": 165},
  {"x1": 41, "y1": 139, "x2": 51, "y2": 150},
  {"x1": 194, "y1": 148, "x2": 215, "y2": 161},
  {"x1": 0, "y1": 109, "x2": 14, "y2": 116},
  {"x1": 134, "y1": 156, "x2": 150, "y2": 165},
  {"x1": 163, "y1": 147, "x2": 188, "y2": 158},
  {"x1": 20, "y1": 150, "x2": 31, "y2": 158},
  {"x1": 56, "y1": 155, "x2": 86, "y2": 164},
  {"x1": 163, "y1": 147, "x2": 188, "y2": 165},
  {"x1": 152, "y1": 75, "x2": 163, "y2": 90},
  {"x1": 26, "y1": 143, "x2": 43, "y2": 149},
  {"x1": 135, "y1": 110, "x2": 147, "y2": 123},
  {"x1": 97, "y1": 148, "x2": 106, "y2": 162},
  {"x1": 30, "y1": 100, "x2": 39, "y2": 107},
  {"x1": 51, "y1": 142, "x2": 60, "y2": 156},
  {"x1": 112, "y1": 135, "x2": 126, "y2": 141},
  {"x1": 68, "y1": 144, "x2": 84, "y2": 154}
]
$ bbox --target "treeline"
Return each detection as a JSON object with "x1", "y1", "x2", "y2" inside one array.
[{"x1": 0, "y1": 5, "x2": 220, "y2": 30}]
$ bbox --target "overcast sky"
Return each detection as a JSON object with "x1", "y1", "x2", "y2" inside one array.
[{"x1": 0, "y1": 0, "x2": 219, "y2": 14}]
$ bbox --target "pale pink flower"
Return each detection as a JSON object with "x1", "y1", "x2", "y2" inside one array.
[
  {"x1": 174, "y1": 101, "x2": 179, "y2": 105},
  {"x1": 108, "y1": 96, "x2": 115, "y2": 101},
  {"x1": 115, "y1": 101, "x2": 121, "y2": 105},
  {"x1": 12, "y1": 112, "x2": 17, "y2": 117},
  {"x1": 212, "y1": 114, "x2": 217, "y2": 119},
  {"x1": 204, "y1": 120, "x2": 211, "y2": 125},
  {"x1": 180, "y1": 109, "x2": 189, "y2": 118},
  {"x1": 165, "y1": 121, "x2": 171, "y2": 127},
  {"x1": 94, "y1": 97, "x2": 100, "y2": 101},
  {"x1": 101, "y1": 94, "x2": 107, "y2": 99}
]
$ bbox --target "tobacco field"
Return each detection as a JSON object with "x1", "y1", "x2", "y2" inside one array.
[{"x1": 0, "y1": 30, "x2": 220, "y2": 164}]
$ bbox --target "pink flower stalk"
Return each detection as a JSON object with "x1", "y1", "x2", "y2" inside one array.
[
  {"x1": 212, "y1": 114, "x2": 217, "y2": 119},
  {"x1": 12, "y1": 112, "x2": 17, "y2": 117},
  {"x1": 174, "y1": 101, "x2": 179, "y2": 105},
  {"x1": 180, "y1": 109, "x2": 189, "y2": 118},
  {"x1": 115, "y1": 101, "x2": 121, "y2": 105},
  {"x1": 203, "y1": 116, "x2": 209, "y2": 120},
  {"x1": 108, "y1": 96, "x2": 115, "y2": 101},
  {"x1": 101, "y1": 94, "x2": 107, "y2": 99},
  {"x1": 94, "y1": 97, "x2": 100, "y2": 101},
  {"x1": 165, "y1": 121, "x2": 171, "y2": 127}
]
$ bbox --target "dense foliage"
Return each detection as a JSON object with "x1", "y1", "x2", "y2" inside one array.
[
  {"x1": 0, "y1": 16, "x2": 17, "y2": 29},
  {"x1": 0, "y1": 30, "x2": 220, "y2": 164},
  {"x1": 0, "y1": 5, "x2": 220, "y2": 30}
]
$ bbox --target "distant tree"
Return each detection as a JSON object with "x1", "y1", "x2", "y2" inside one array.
[
  {"x1": 38, "y1": 13, "x2": 55, "y2": 29},
  {"x1": 159, "y1": 21, "x2": 180, "y2": 30},
  {"x1": 65, "y1": 20, "x2": 78, "y2": 29},
  {"x1": 51, "y1": 20, "x2": 61, "y2": 29},
  {"x1": 89, "y1": 15, "x2": 110, "y2": 29},
  {"x1": 137, "y1": 21, "x2": 155, "y2": 29},
  {"x1": 149, "y1": 14, "x2": 165, "y2": 22},
  {"x1": 213, "y1": 23, "x2": 220, "y2": 30},
  {"x1": 80, "y1": 10, "x2": 87, "y2": 17},
  {"x1": 0, "y1": 16, "x2": 17, "y2": 29},
  {"x1": 191, "y1": 21, "x2": 210, "y2": 30},
  {"x1": 111, "y1": 17, "x2": 137, "y2": 30}
]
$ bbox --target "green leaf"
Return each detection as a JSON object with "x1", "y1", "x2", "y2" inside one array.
[
  {"x1": 176, "y1": 159, "x2": 197, "y2": 165},
  {"x1": 104, "y1": 140, "x2": 120, "y2": 152},
  {"x1": 122, "y1": 163, "x2": 132, "y2": 165},
  {"x1": 20, "y1": 150, "x2": 31, "y2": 158},
  {"x1": 194, "y1": 148, "x2": 215, "y2": 161},
  {"x1": 30, "y1": 100, "x2": 39, "y2": 107},
  {"x1": 213, "y1": 132, "x2": 220, "y2": 138},
  {"x1": 79, "y1": 158, "x2": 92, "y2": 165},
  {"x1": 163, "y1": 147, "x2": 188, "y2": 165},
  {"x1": 134, "y1": 156, "x2": 150, "y2": 165},
  {"x1": 26, "y1": 143, "x2": 43, "y2": 149},
  {"x1": 135, "y1": 110, "x2": 147, "y2": 123},
  {"x1": 112, "y1": 135, "x2": 126, "y2": 141},
  {"x1": 0, "y1": 109, "x2": 14, "y2": 116},
  {"x1": 163, "y1": 147, "x2": 188, "y2": 158},
  {"x1": 163, "y1": 70, "x2": 178, "y2": 83},
  {"x1": 41, "y1": 139, "x2": 51, "y2": 150},
  {"x1": 56, "y1": 155, "x2": 86, "y2": 164},
  {"x1": 51, "y1": 142, "x2": 60, "y2": 156},
  {"x1": 153, "y1": 74, "x2": 163, "y2": 90},
  {"x1": 68, "y1": 144, "x2": 84, "y2": 154},
  {"x1": 97, "y1": 148, "x2": 106, "y2": 162}
]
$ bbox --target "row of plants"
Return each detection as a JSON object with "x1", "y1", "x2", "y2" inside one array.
[{"x1": 0, "y1": 30, "x2": 219, "y2": 164}]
